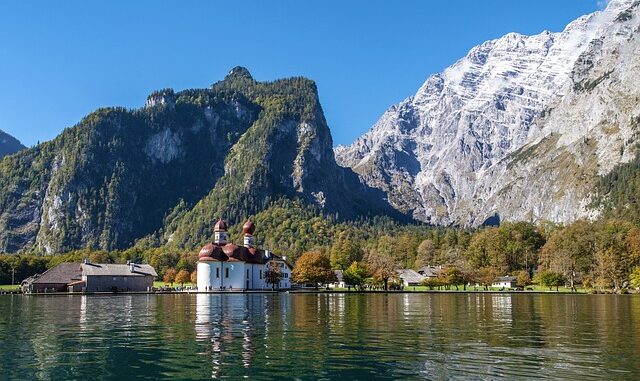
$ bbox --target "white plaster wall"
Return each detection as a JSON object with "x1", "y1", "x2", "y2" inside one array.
[
  {"x1": 222, "y1": 262, "x2": 245, "y2": 290},
  {"x1": 198, "y1": 260, "x2": 291, "y2": 290},
  {"x1": 197, "y1": 262, "x2": 213, "y2": 291}
]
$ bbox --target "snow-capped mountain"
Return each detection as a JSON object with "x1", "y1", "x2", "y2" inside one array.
[{"x1": 336, "y1": 0, "x2": 640, "y2": 226}]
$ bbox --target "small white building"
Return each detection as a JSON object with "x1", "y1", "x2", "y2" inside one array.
[
  {"x1": 197, "y1": 219, "x2": 293, "y2": 291},
  {"x1": 492, "y1": 276, "x2": 517, "y2": 288},
  {"x1": 329, "y1": 270, "x2": 345, "y2": 288}
]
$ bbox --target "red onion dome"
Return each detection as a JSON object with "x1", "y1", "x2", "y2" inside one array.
[
  {"x1": 242, "y1": 219, "x2": 256, "y2": 235},
  {"x1": 199, "y1": 243, "x2": 215, "y2": 259},
  {"x1": 214, "y1": 219, "x2": 228, "y2": 232}
]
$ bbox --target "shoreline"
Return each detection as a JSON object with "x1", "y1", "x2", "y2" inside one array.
[{"x1": 2, "y1": 289, "x2": 634, "y2": 296}]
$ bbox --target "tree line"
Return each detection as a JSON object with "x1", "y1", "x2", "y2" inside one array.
[{"x1": 3, "y1": 213, "x2": 640, "y2": 293}]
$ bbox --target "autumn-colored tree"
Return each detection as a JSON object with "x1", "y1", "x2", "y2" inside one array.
[
  {"x1": 175, "y1": 269, "x2": 190, "y2": 286},
  {"x1": 291, "y1": 251, "x2": 336, "y2": 288},
  {"x1": 415, "y1": 239, "x2": 437, "y2": 268},
  {"x1": 190, "y1": 270, "x2": 197, "y2": 284},
  {"x1": 365, "y1": 237, "x2": 399, "y2": 290},
  {"x1": 475, "y1": 267, "x2": 497, "y2": 291},
  {"x1": 163, "y1": 268, "x2": 177, "y2": 285},
  {"x1": 438, "y1": 267, "x2": 464, "y2": 290},
  {"x1": 515, "y1": 270, "x2": 531, "y2": 288},
  {"x1": 264, "y1": 261, "x2": 283, "y2": 289}
]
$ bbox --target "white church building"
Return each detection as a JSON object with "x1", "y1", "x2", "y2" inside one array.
[{"x1": 197, "y1": 219, "x2": 292, "y2": 291}]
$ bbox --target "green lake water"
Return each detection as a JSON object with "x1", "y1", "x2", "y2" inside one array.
[{"x1": 0, "y1": 293, "x2": 639, "y2": 380}]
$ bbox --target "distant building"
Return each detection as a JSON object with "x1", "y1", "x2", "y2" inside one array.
[
  {"x1": 418, "y1": 266, "x2": 443, "y2": 279},
  {"x1": 397, "y1": 269, "x2": 425, "y2": 287},
  {"x1": 197, "y1": 219, "x2": 293, "y2": 291},
  {"x1": 330, "y1": 270, "x2": 345, "y2": 288},
  {"x1": 21, "y1": 263, "x2": 82, "y2": 293},
  {"x1": 492, "y1": 276, "x2": 517, "y2": 288},
  {"x1": 22, "y1": 262, "x2": 157, "y2": 293},
  {"x1": 81, "y1": 263, "x2": 157, "y2": 292}
]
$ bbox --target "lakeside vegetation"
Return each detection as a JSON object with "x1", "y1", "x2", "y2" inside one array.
[{"x1": 2, "y1": 198, "x2": 640, "y2": 294}]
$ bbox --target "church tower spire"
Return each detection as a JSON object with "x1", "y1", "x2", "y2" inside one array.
[
  {"x1": 214, "y1": 219, "x2": 228, "y2": 245},
  {"x1": 243, "y1": 219, "x2": 256, "y2": 248}
]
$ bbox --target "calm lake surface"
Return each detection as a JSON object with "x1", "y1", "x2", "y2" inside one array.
[{"x1": 0, "y1": 293, "x2": 639, "y2": 380}]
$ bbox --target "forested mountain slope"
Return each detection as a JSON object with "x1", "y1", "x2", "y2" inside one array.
[{"x1": 0, "y1": 67, "x2": 397, "y2": 254}]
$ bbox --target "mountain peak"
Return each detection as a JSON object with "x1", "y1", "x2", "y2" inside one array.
[
  {"x1": 0, "y1": 129, "x2": 25, "y2": 158},
  {"x1": 336, "y1": 0, "x2": 640, "y2": 226},
  {"x1": 225, "y1": 66, "x2": 254, "y2": 81}
]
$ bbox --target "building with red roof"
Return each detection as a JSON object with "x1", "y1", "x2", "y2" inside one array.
[{"x1": 197, "y1": 219, "x2": 292, "y2": 291}]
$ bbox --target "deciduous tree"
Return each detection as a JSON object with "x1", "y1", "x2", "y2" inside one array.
[
  {"x1": 163, "y1": 268, "x2": 177, "y2": 286},
  {"x1": 475, "y1": 267, "x2": 497, "y2": 291},
  {"x1": 415, "y1": 239, "x2": 437, "y2": 268},
  {"x1": 342, "y1": 261, "x2": 370, "y2": 288},
  {"x1": 538, "y1": 271, "x2": 565, "y2": 291},
  {"x1": 264, "y1": 261, "x2": 283, "y2": 289},
  {"x1": 330, "y1": 231, "x2": 363, "y2": 271},
  {"x1": 515, "y1": 270, "x2": 531, "y2": 288},
  {"x1": 291, "y1": 251, "x2": 336, "y2": 288},
  {"x1": 175, "y1": 269, "x2": 190, "y2": 286}
]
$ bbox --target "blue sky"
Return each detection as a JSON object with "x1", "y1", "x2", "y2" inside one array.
[{"x1": 0, "y1": 0, "x2": 601, "y2": 148}]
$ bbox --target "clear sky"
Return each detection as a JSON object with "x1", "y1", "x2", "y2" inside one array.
[{"x1": 0, "y1": 0, "x2": 602, "y2": 148}]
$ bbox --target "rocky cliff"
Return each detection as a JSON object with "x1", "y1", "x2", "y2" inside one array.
[
  {"x1": 0, "y1": 67, "x2": 396, "y2": 253},
  {"x1": 336, "y1": 0, "x2": 640, "y2": 226}
]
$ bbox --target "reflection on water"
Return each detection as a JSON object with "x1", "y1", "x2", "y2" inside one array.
[{"x1": 0, "y1": 293, "x2": 639, "y2": 380}]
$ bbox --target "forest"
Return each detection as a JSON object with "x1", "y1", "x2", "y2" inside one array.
[{"x1": 2, "y1": 198, "x2": 640, "y2": 293}]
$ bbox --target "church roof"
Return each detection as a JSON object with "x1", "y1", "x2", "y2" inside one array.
[
  {"x1": 214, "y1": 219, "x2": 228, "y2": 232},
  {"x1": 198, "y1": 242, "x2": 269, "y2": 264},
  {"x1": 243, "y1": 220, "x2": 256, "y2": 235}
]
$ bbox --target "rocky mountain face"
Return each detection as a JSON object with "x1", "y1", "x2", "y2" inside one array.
[
  {"x1": 336, "y1": 0, "x2": 640, "y2": 226},
  {"x1": 0, "y1": 67, "x2": 395, "y2": 254},
  {"x1": 0, "y1": 130, "x2": 25, "y2": 158}
]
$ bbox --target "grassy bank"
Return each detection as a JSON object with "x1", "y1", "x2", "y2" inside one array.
[
  {"x1": 153, "y1": 281, "x2": 196, "y2": 289},
  {"x1": 329, "y1": 285, "x2": 591, "y2": 293},
  {"x1": 0, "y1": 285, "x2": 19, "y2": 291}
]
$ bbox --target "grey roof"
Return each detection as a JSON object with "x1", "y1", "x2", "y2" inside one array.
[
  {"x1": 397, "y1": 269, "x2": 425, "y2": 284},
  {"x1": 268, "y1": 253, "x2": 293, "y2": 270},
  {"x1": 28, "y1": 263, "x2": 82, "y2": 285},
  {"x1": 495, "y1": 276, "x2": 517, "y2": 282},
  {"x1": 418, "y1": 266, "x2": 443, "y2": 277},
  {"x1": 81, "y1": 263, "x2": 158, "y2": 277}
]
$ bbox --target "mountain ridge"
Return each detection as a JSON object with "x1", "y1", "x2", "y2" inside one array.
[
  {"x1": 0, "y1": 67, "x2": 398, "y2": 254},
  {"x1": 336, "y1": 0, "x2": 640, "y2": 226},
  {"x1": 0, "y1": 129, "x2": 25, "y2": 158}
]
